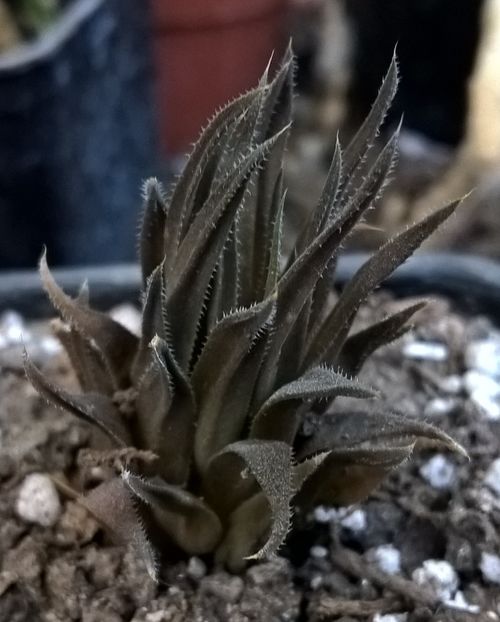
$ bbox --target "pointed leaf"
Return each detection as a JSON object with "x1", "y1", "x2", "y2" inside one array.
[
  {"x1": 337, "y1": 301, "x2": 426, "y2": 374},
  {"x1": 81, "y1": 477, "x2": 159, "y2": 581},
  {"x1": 123, "y1": 472, "x2": 222, "y2": 555},
  {"x1": 192, "y1": 298, "x2": 275, "y2": 472},
  {"x1": 264, "y1": 181, "x2": 286, "y2": 296},
  {"x1": 251, "y1": 366, "x2": 377, "y2": 443},
  {"x1": 295, "y1": 445, "x2": 414, "y2": 508},
  {"x1": 166, "y1": 129, "x2": 287, "y2": 369},
  {"x1": 306, "y1": 199, "x2": 461, "y2": 366},
  {"x1": 131, "y1": 264, "x2": 167, "y2": 383},
  {"x1": 294, "y1": 136, "x2": 343, "y2": 256},
  {"x1": 342, "y1": 50, "x2": 399, "y2": 180},
  {"x1": 298, "y1": 409, "x2": 467, "y2": 461},
  {"x1": 255, "y1": 128, "x2": 399, "y2": 407},
  {"x1": 139, "y1": 178, "x2": 167, "y2": 284},
  {"x1": 51, "y1": 319, "x2": 115, "y2": 395},
  {"x1": 24, "y1": 355, "x2": 131, "y2": 446},
  {"x1": 40, "y1": 252, "x2": 137, "y2": 388},
  {"x1": 135, "y1": 336, "x2": 196, "y2": 485},
  {"x1": 163, "y1": 85, "x2": 267, "y2": 269},
  {"x1": 215, "y1": 493, "x2": 272, "y2": 572},
  {"x1": 207, "y1": 440, "x2": 293, "y2": 560}
]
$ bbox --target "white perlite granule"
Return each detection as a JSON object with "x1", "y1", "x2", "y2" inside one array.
[
  {"x1": 411, "y1": 559, "x2": 458, "y2": 601},
  {"x1": 480, "y1": 552, "x2": 500, "y2": 585},
  {"x1": 419, "y1": 454, "x2": 456, "y2": 490},
  {"x1": 373, "y1": 614, "x2": 408, "y2": 622},
  {"x1": 484, "y1": 458, "x2": 500, "y2": 497},
  {"x1": 16, "y1": 473, "x2": 61, "y2": 527},
  {"x1": 366, "y1": 544, "x2": 401, "y2": 575},
  {"x1": 402, "y1": 340, "x2": 448, "y2": 362},
  {"x1": 464, "y1": 337, "x2": 500, "y2": 378}
]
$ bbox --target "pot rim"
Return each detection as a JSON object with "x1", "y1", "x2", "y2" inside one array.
[
  {"x1": 1, "y1": 253, "x2": 500, "y2": 320},
  {"x1": 0, "y1": 0, "x2": 103, "y2": 71}
]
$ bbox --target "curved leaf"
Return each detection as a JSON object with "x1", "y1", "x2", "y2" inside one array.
[
  {"x1": 206, "y1": 440, "x2": 293, "y2": 560},
  {"x1": 251, "y1": 366, "x2": 377, "y2": 443},
  {"x1": 139, "y1": 178, "x2": 167, "y2": 284},
  {"x1": 337, "y1": 301, "x2": 426, "y2": 374},
  {"x1": 298, "y1": 409, "x2": 467, "y2": 460},
  {"x1": 135, "y1": 336, "x2": 195, "y2": 485},
  {"x1": 123, "y1": 472, "x2": 222, "y2": 555},
  {"x1": 40, "y1": 252, "x2": 137, "y2": 388},
  {"x1": 24, "y1": 355, "x2": 131, "y2": 446},
  {"x1": 306, "y1": 199, "x2": 462, "y2": 367},
  {"x1": 192, "y1": 298, "x2": 275, "y2": 472},
  {"x1": 81, "y1": 477, "x2": 159, "y2": 581}
]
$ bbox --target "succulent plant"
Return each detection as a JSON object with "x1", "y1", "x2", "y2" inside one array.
[{"x1": 25, "y1": 47, "x2": 466, "y2": 579}]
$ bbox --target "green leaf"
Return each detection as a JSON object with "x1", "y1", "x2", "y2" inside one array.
[
  {"x1": 206, "y1": 440, "x2": 293, "y2": 560},
  {"x1": 306, "y1": 199, "x2": 462, "y2": 366},
  {"x1": 342, "y1": 50, "x2": 399, "y2": 182},
  {"x1": 51, "y1": 319, "x2": 115, "y2": 395},
  {"x1": 215, "y1": 492, "x2": 271, "y2": 572},
  {"x1": 123, "y1": 472, "x2": 222, "y2": 555},
  {"x1": 294, "y1": 136, "x2": 343, "y2": 256},
  {"x1": 24, "y1": 355, "x2": 131, "y2": 446},
  {"x1": 250, "y1": 366, "x2": 377, "y2": 443},
  {"x1": 166, "y1": 128, "x2": 288, "y2": 369},
  {"x1": 192, "y1": 298, "x2": 275, "y2": 472},
  {"x1": 264, "y1": 180, "x2": 286, "y2": 297},
  {"x1": 163, "y1": 85, "x2": 267, "y2": 270},
  {"x1": 237, "y1": 50, "x2": 293, "y2": 305},
  {"x1": 295, "y1": 445, "x2": 414, "y2": 508},
  {"x1": 298, "y1": 409, "x2": 467, "y2": 461},
  {"x1": 80, "y1": 477, "x2": 159, "y2": 581},
  {"x1": 138, "y1": 178, "x2": 167, "y2": 284},
  {"x1": 337, "y1": 301, "x2": 426, "y2": 374},
  {"x1": 137, "y1": 335, "x2": 196, "y2": 485},
  {"x1": 40, "y1": 252, "x2": 138, "y2": 388},
  {"x1": 254, "y1": 127, "x2": 399, "y2": 408}
]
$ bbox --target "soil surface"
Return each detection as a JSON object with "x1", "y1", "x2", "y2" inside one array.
[{"x1": 0, "y1": 296, "x2": 500, "y2": 621}]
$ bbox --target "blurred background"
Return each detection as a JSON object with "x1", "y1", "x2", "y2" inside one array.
[{"x1": 0, "y1": 0, "x2": 499, "y2": 268}]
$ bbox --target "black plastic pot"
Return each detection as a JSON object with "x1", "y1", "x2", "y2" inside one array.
[
  {"x1": 0, "y1": 0, "x2": 159, "y2": 269},
  {"x1": 1, "y1": 253, "x2": 500, "y2": 321}
]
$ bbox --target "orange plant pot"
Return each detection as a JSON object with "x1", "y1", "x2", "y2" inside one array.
[{"x1": 151, "y1": 0, "x2": 290, "y2": 157}]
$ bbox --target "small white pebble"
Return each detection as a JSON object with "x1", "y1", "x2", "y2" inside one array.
[
  {"x1": 187, "y1": 556, "x2": 207, "y2": 581},
  {"x1": 0, "y1": 310, "x2": 27, "y2": 345},
  {"x1": 424, "y1": 397, "x2": 456, "y2": 417},
  {"x1": 313, "y1": 505, "x2": 338, "y2": 523},
  {"x1": 366, "y1": 544, "x2": 401, "y2": 575},
  {"x1": 419, "y1": 455, "x2": 456, "y2": 490},
  {"x1": 339, "y1": 508, "x2": 367, "y2": 533},
  {"x1": 444, "y1": 590, "x2": 480, "y2": 614},
  {"x1": 412, "y1": 559, "x2": 458, "y2": 601},
  {"x1": 145, "y1": 612, "x2": 169, "y2": 622},
  {"x1": 373, "y1": 614, "x2": 408, "y2": 622},
  {"x1": 39, "y1": 335, "x2": 62, "y2": 356},
  {"x1": 465, "y1": 338, "x2": 500, "y2": 377},
  {"x1": 109, "y1": 304, "x2": 142, "y2": 336},
  {"x1": 480, "y1": 552, "x2": 500, "y2": 585},
  {"x1": 16, "y1": 473, "x2": 61, "y2": 527},
  {"x1": 470, "y1": 390, "x2": 500, "y2": 421},
  {"x1": 310, "y1": 575, "x2": 323, "y2": 590},
  {"x1": 310, "y1": 545, "x2": 328, "y2": 560},
  {"x1": 484, "y1": 458, "x2": 500, "y2": 497},
  {"x1": 439, "y1": 375, "x2": 463, "y2": 394},
  {"x1": 402, "y1": 341, "x2": 448, "y2": 362},
  {"x1": 464, "y1": 370, "x2": 500, "y2": 398}
]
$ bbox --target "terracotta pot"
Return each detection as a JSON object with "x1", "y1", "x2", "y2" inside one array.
[{"x1": 150, "y1": 0, "x2": 290, "y2": 156}]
